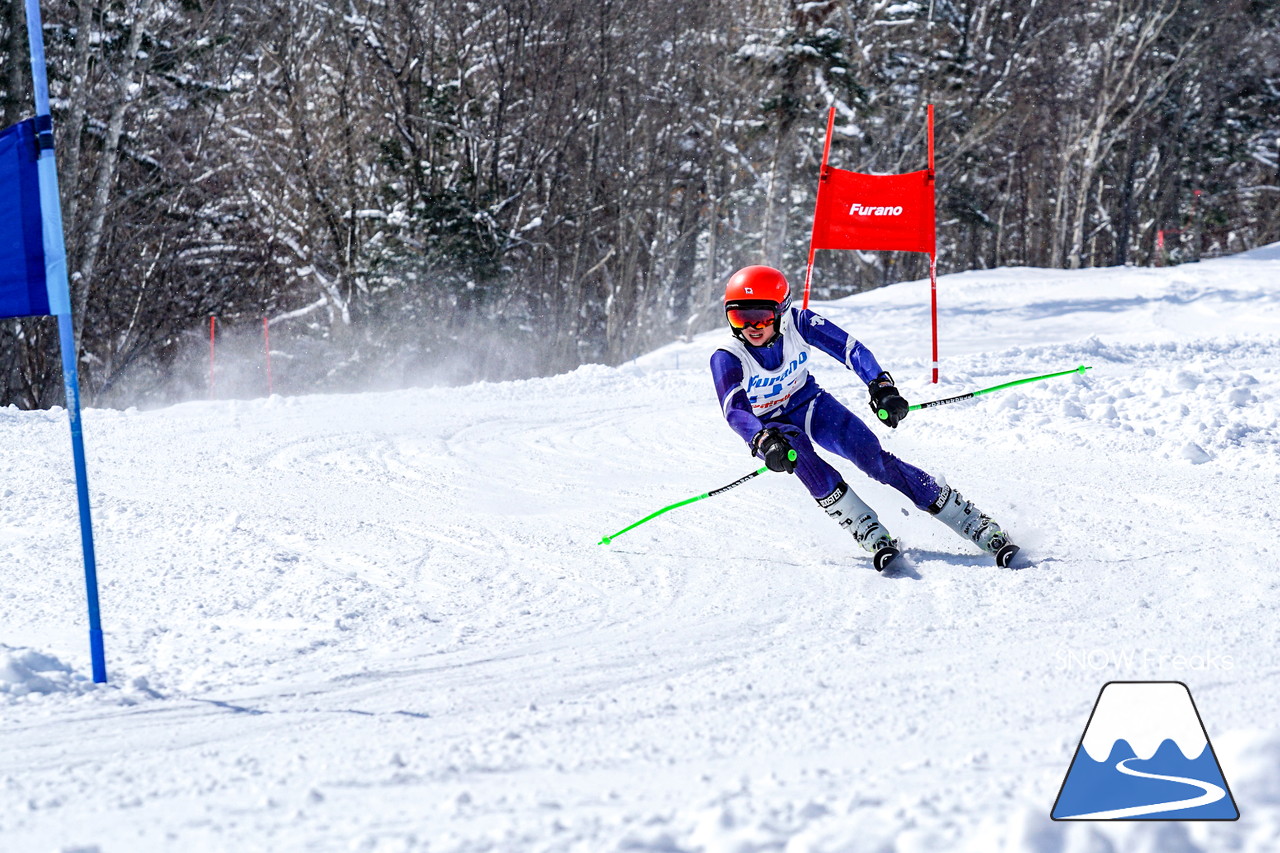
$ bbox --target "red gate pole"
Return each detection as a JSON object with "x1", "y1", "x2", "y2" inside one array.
[
  {"x1": 802, "y1": 106, "x2": 837, "y2": 310},
  {"x1": 262, "y1": 317, "x2": 273, "y2": 396},
  {"x1": 927, "y1": 104, "x2": 939, "y2": 384},
  {"x1": 208, "y1": 315, "x2": 216, "y2": 398}
]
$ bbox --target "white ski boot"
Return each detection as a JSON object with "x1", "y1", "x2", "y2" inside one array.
[
  {"x1": 818, "y1": 482, "x2": 899, "y2": 571},
  {"x1": 927, "y1": 478, "x2": 1019, "y2": 567}
]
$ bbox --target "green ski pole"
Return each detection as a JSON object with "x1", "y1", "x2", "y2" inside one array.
[
  {"x1": 598, "y1": 450, "x2": 796, "y2": 545},
  {"x1": 879, "y1": 365, "x2": 1092, "y2": 420}
]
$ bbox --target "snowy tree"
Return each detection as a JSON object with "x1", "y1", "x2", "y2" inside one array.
[{"x1": 0, "y1": 0, "x2": 1276, "y2": 407}]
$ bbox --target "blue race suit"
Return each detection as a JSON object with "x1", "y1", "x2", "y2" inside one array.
[{"x1": 711, "y1": 306, "x2": 941, "y2": 508}]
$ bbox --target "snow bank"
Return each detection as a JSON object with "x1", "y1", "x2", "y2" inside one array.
[
  {"x1": 0, "y1": 645, "x2": 163, "y2": 708},
  {"x1": 605, "y1": 736, "x2": 1280, "y2": 853},
  {"x1": 3, "y1": 247, "x2": 1280, "y2": 851},
  {"x1": 0, "y1": 646, "x2": 90, "y2": 701}
]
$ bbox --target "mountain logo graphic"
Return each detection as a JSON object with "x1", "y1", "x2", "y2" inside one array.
[{"x1": 1052, "y1": 681, "x2": 1239, "y2": 820}]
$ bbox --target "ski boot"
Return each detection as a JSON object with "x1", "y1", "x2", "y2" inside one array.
[
  {"x1": 818, "y1": 482, "x2": 900, "y2": 571},
  {"x1": 927, "y1": 478, "x2": 1019, "y2": 567}
]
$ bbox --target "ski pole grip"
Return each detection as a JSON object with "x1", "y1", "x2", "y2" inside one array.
[
  {"x1": 877, "y1": 408, "x2": 888, "y2": 420},
  {"x1": 787, "y1": 449, "x2": 797, "y2": 461}
]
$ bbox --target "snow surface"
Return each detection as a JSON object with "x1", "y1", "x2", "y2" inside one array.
[{"x1": 3, "y1": 249, "x2": 1280, "y2": 852}]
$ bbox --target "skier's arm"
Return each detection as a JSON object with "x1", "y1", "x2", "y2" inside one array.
[
  {"x1": 710, "y1": 350, "x2": 764, "y2": 445},
  {"x1": 792, "y1": 308, "x2": 884, "y2": 384}
]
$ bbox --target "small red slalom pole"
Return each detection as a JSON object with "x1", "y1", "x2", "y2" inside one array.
[
  {"x1": 927, "y1": 104, "x2": 938, "y2": 384},
  {"x1": 208, "y1": 315, "x2": 216, "y2": 398},
  {"x1": 263, "y1": 317, "x2": 273, "y2": 396},
  {"x1": 802, "y1": 106, "x2": 837, "y2": 311}
]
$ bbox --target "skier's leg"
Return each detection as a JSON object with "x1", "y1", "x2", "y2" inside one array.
[
  {"x1": 925, "y1": 477, "x2": 1015, "y2": 561},
  {"x1": 759, "y1": 422, "x2": 842, "y2": 499},
  {"x1": 805, "y1": 392, "x2": 940, "y2": 509},
  {"x1": 767, "y1": 419, "x2": 896, "y2": 565},
  {"x1": 802, "y1": 393, "x2": 1016, "y2": 563},
  {"x1": 817, "y1": 480, "x2": 896, "y2": 563}
]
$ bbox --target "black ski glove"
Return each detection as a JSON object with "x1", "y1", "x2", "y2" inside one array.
[
  {"x1": 868, "y1": 371, "x2": 910, "y2": 428},
  {"x1": 751, "y1": 427, "x2": 797, "y2": 474}
]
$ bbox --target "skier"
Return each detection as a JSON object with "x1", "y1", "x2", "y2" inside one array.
[{"x1": 710, "y1": 265, "x2": 1018, "y2": 570}]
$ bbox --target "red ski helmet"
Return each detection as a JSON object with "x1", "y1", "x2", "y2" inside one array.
[
  {"x1": 723, "y1": 266, "x2": 791, "y2": 344},
  {"x1": 723, "y1": 265, "x2": 791, "y2": 308}
]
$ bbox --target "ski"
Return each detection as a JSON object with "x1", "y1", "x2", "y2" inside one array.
[
  {"x1": 873, "y1": 543, "x2": 901, "y2": 572},
  {"x1": 995, "y1": 542, "x2": 1020, "y2": 568}
]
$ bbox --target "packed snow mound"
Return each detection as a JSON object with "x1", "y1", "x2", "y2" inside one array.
[
  {"x1": 608, "y1": 728, "x2": 1280, "y2": 852},
  {"x1": 0, "y1": 645, "x2": 163, "y2": 708},
  {"x1": 1217, "y1": 729, "x2": 1280, "y2": 807},
  {"x1": 0, "y1": 646, "x2": 90, "y2": 701},
  {"x1": 1237, "y1": 240, "x2": 1280, "y2": 260}
]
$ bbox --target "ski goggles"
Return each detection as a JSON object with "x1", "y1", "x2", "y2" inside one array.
[{"x1": 725, "y1": 305, "x2": 780, "y2": 330}]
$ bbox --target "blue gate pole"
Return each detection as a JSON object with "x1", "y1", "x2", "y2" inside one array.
[
  {"x1": 57, "y1": 314, "x2": 106, "y2": 682},
  {"x1": 27, "y1": 0, "x2": 107, "y2": 683}
]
